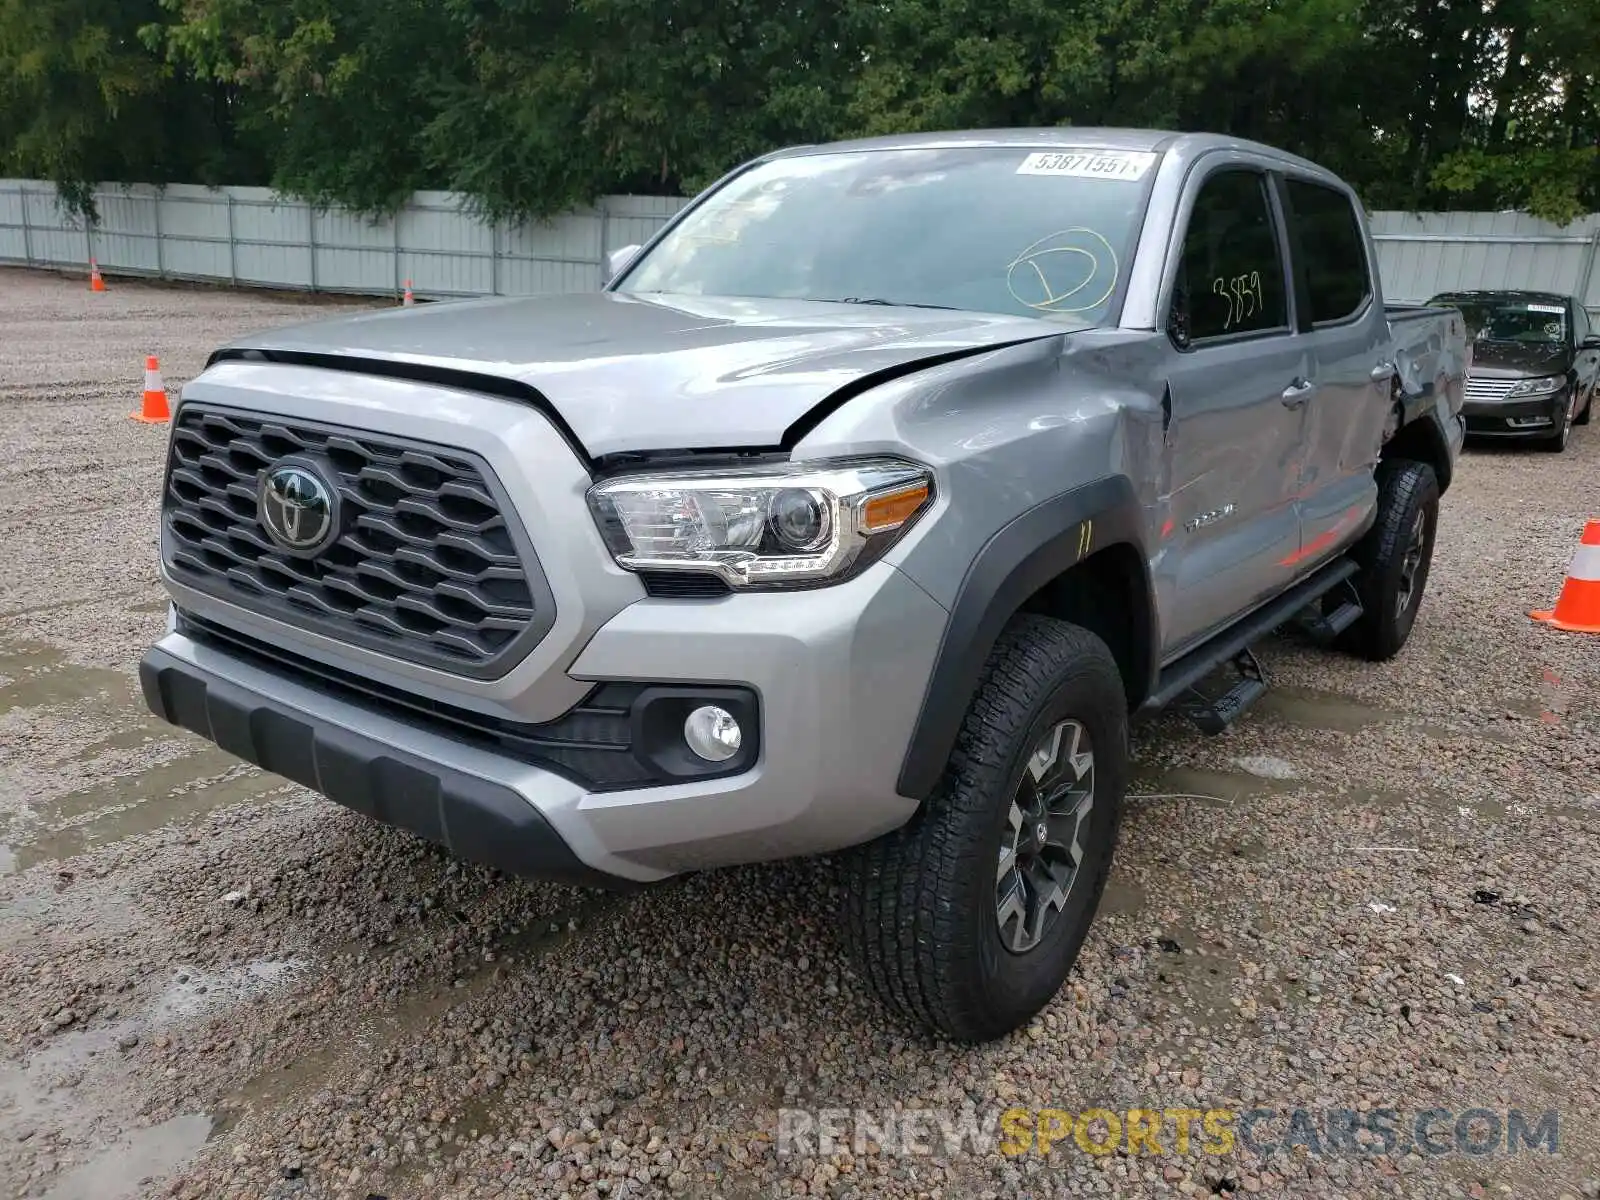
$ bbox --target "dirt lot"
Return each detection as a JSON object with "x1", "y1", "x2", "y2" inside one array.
[{"x1": 1, "y1": 267, "x2": 1597, "y2": 1200}]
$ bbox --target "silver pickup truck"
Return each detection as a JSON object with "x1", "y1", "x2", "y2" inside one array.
[{"x1": 140, "y1": 130, "x2": 1467, "y2": 1042}]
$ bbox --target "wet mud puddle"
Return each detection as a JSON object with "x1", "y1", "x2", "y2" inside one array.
[{"x1": 0, "y1": 639, "x2": 301, "y2": 871}]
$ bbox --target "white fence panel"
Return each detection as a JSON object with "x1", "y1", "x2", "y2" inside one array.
[
  {"x1": 0, "y1": 186, "x2": 24, "y2": 261},
  {"x1": 91, "y1": 187, "x2": 161, "y2": 274},
  {"x1": 228, "y1": 189, "x2": 315, "y2": 288},
  {"x1": 603, "y1": 194, "x2": 691, "y2": 258},
  {"x1": 1369, "y1": 210, "x2": 1600, "y2": 315},
  {"x1": 316, "y1": 205, "x2": 401, "y2": 296},
  {"x1": 2, "y1": 180, "x2": 1594, "y2": 312},
  {"x1": 399, "y1": 194, "x2": 494, "y2": 296},
  {"x1": 0, "y1": 179, "x2": 692, "y2": 298},
  {"x1": 159, "y1": 185, "x2": 236, "y2": 281},
  {"x1": 2, "y1": 183, "x2": 89, "y2": 268}
]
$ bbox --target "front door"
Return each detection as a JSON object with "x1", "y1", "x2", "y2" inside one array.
[
  {"x1": 1573, "y1": 304, "x2": 1600, "y2": 408},
  {"x1": 1159, "y1": 165, "x2": 1309, "y2": 657}
]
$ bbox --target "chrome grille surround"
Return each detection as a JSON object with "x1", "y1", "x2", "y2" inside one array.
[{"x1": 1463, "y1": 376, "x2": 1519, "y2": 405}]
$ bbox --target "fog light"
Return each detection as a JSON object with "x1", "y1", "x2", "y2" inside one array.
[{"x1": 684, "y1": 705, "x2": 742, "y2": 762}]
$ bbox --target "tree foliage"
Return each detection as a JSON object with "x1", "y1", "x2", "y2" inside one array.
[
  {"x1": 2, "y1": 0, "x2": 1596, "y2": 223},
  {"x1": 0, "y1": 0, "x2": 255, "y2": 213}
]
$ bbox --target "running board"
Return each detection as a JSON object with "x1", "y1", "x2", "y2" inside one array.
[
  {"x1": 1142, "y1": 557, "x2": 1361, "y2": 715},
  {"x1": 1291, "y1": 578, "x2": 1364, "y2": 645},
  {"x1": 1176, "y1": 647, "x2": 1267, "y2": 734}
]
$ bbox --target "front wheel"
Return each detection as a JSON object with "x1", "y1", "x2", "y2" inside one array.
[
  {"x1": 1543, "y1": 397, "x2": 1574, "y2": 451},
  {"x1": 1338, "y1": 459, "x2": 1440, "y2": 662},
  {"x1": 844, "y1": 615, "x2": 1127, "y2": 1043}
]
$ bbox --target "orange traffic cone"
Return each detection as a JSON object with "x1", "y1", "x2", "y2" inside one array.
[
  {"x1": 131, "y1": 355, "x2": 171, "y2": 424},
  {"x1": 1530, "y1": 519, "x2": 1600, "y2": 634},
  {"x1": 402, "y1": 279, "x2": 415, "y2": 306},
  {"x1": 89, "y1": 258, "x2": 106, "y2": 292}
]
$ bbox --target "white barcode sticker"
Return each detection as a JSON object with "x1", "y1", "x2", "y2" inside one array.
[
  {"x1": 1526, "y1": 303, "x2": 1565, "y2": 314},
  {"x1": 1016, "y1": 150, "x2": 1157, "y2": 181}
]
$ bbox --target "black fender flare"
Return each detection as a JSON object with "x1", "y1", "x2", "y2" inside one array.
[
  {"x1": 1386, "y1": 384, "x2": 1456, "y2": 495},
  {"x1": 895, "y1": 475, "x2": 1154, "y2": 800}
]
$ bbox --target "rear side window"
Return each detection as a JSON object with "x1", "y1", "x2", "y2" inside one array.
[
  {"x1": 1286, "y1": 179, "x2": 1371, "y2": 324},
  {"x1": 1170, "y1": 170, "x2": 1288, "y2": 345}
]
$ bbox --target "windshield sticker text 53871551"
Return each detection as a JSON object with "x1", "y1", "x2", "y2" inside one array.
[{"x1": 1016, "y1": 150, "x2": 1157, "y2": 182}]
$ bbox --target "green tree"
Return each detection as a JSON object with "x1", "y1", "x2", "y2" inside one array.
[
  {"x1": 0, "y1": 0, "x2": 255, "y2": 215},
  {"x1": 425, "y1": 0, "x2": 864, "y2": 219},
  {"x1": 149, "y1": 0, "x2": 462, "y2": 214},
  {"x1": 9, "y1": 0, "x2": 1599, "y2": 223},
  {"x1": 1429, "y1": 0, "x2": 1600, "y2": 221}
]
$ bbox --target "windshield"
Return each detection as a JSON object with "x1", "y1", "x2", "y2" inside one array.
[
  {"x1": 1431, "y1": 296, "x2": 1568, "y2": 345},
  {"x1": 616, "y1": 146, "x2": 1159, "y2": 324}
]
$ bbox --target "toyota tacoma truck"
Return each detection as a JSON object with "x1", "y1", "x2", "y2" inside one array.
[{"x1": 140, "y1": 130, "x2": 1467, "y2": 1042}]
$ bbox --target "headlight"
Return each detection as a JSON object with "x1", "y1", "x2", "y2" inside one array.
[
  {"x1": 1506, "y1": 375, "x2": 1567, "y2": 398},
  {"x1": 587, "y1": 458, "x2": 934, "y2": 589}
]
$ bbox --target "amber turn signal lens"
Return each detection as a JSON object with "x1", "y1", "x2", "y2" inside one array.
[{"x1": 862, "y1": 482, "x2": 931, "y2": 532}]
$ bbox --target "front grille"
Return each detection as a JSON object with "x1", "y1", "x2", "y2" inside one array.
[
  {"x1": 162, "y1": 405, "x2": 553, "y2": 677},
  {"x1": 1464, "y1": 376, "x2": 1518, "y2": 405}
]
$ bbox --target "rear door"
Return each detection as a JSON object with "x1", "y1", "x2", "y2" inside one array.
[
  {"x1": 1159, "y1": 163, "x2": 1309, "y2": 656},
  {"x1": 1277, "y1": 175, "x2": 1391, "y2": 568}
]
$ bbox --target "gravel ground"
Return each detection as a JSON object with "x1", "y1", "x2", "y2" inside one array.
[{"x1": 1, "y1": 267, "x2": 1597, "y2": 1200}]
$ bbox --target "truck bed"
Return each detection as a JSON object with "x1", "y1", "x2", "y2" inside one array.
[{"x1": 1387, "y1": 301, "x2": 1469, "y2": 409}]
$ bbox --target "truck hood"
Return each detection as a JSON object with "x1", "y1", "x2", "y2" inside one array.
[
  {"x1": 1465, "y1": 341, "x2": 1571, "y2": 379},
  {"x1": 218, "y1": 291, "x2": 1067, "y2": 458}
]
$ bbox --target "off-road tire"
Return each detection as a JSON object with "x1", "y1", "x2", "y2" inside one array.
[
  {"x1": 843, "y1": 615, "x2": 1127, "y2": 1043},
  {"x1": 1337, "y1": 459, "x2": 1440, "y2": 662}
]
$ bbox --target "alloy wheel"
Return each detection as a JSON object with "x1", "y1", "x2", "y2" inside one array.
[
  {"x1": 995, "y1": 719, "x2": 1095, "y2": 955},
  {"x1": 1395, "y1": 507, "x2": 1428, "y2": 621}
]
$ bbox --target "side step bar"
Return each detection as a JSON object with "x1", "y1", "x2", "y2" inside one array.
[
  {"x1": 1291, "y1": 577, "x2": 1364, "y2": 645},
  {"x1": 1142, "y1": 556, "x2": 1361, "y2": 718},
  {"x1": 1177, "y1": 647, "x2": 1267, "y2": 735}
]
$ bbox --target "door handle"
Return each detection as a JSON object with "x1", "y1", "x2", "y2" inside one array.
[
  {"x1": 1370, "y1": 361, "x2": 1396, "y2": 381},
  {"x1": 1281, "y1": 378, "x2": 1317, "y2": 408}
]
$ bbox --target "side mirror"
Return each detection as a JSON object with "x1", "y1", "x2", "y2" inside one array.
[
  {"x1": 1581, "y1": 334, "x2": 1600, "y2": 350},
  {"x1": 605, "y1": 244, "x2": 642, "y2": 284},
  {"x1": 1166, "y1": 305, "x2": 1191, "y2": 351}
]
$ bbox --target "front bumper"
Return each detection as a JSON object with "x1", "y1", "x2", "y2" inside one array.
[
  {"x1": 140, "y1": 644, "x2": 630, "y2": 888},
  {"x1": 141, "y1": 560, "x2": 948, "y2": 885},
  {"x1": 1462, "y1": 390, "x2": 1567, "y2": 436}
]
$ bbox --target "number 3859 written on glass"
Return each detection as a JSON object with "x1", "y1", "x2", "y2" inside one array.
[{"x1": 1212, "y1": 271, "x2": 1265, "y2": 330}]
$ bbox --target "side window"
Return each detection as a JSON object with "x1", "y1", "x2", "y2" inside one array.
[
  {"x1": 1285, "y1": 178, "x2": 1372, "y2": 324},
  {"x1": 1169, "y1": 170, "x2": 1287, "y2": 345}
]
